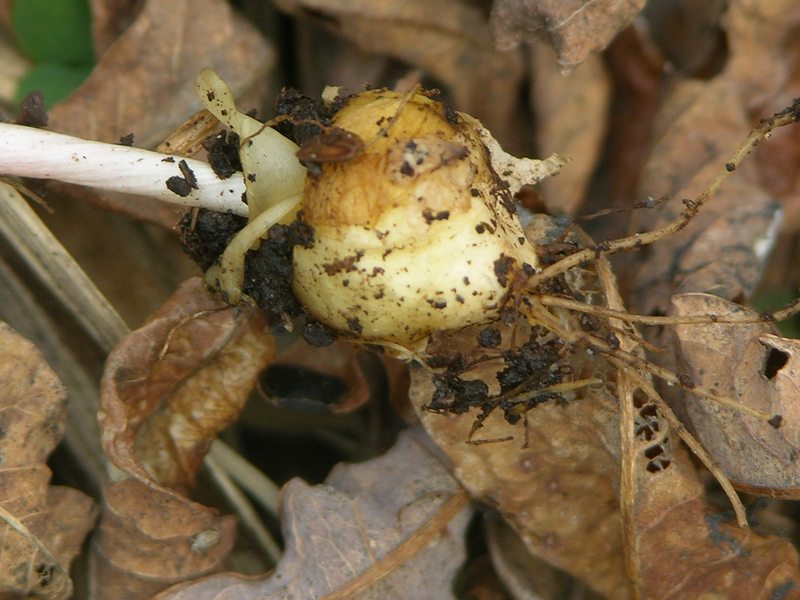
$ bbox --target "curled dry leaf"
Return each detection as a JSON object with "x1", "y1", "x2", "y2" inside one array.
[
  {"x1": 93, "y1": 277, "x2": 275, "y2": 599},
  {"x1": 272, "y1": 0, "x2": 525, "y2": 144},
  {"x1": 262, "y1": 338, "x2": 372, "y2": 413},
  {"x1": 49, "y1": 0, "x2": 273, "y2": 226},
  {"x1": 156, "y1": 427, "x2": 472, "y2": 600},
  {"x1": 262, "y1": 338, "x2": 411, "y2": 416},
  {"x1": 490, "y1": 0, "x2": 646, "y2": 69},
  {"x1": 671, "y1": 293, "x2": 800, "y2": 497},
  {"x1": 0, "y1": 323, "x2": 97, "y2": 599}
]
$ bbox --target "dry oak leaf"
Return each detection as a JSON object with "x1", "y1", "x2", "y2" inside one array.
[
  {"x1": 0, "y1": 322, "x2": 97, "y2": 599},
  {"x1": 156, "y1": 427, "x2": 473, "y2": 600},
  {"x1": 92, "y1": 277, "x2": 275, "y2": 599},
  {"x1": 490, "y1": 0, "x2": 646, "y2": 69},
  {"x1": 273, "y1": 0, "x2": 525, "y2": 145},
  {"x1": 48, "y1": 0, "x2": 273, "y2": 227},
  {"x1": 671, "y1": 293, "x2": 800, "y2": 498}
]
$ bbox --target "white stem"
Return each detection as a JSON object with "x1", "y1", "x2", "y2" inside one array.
[{"x1": 0, "y1": 123, "x2": 248, "y2": 216}]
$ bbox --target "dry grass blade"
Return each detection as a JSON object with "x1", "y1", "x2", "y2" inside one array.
[{"x1": 0, "y1": 182, "x2": 129, "y2": 350}]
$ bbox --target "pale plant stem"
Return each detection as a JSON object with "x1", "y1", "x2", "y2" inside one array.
[{"x1": 0, "y1": 123, "x2": 248, "y2": 216}]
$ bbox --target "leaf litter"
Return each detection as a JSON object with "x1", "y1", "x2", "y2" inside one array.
[
  {"x1": 93, "y1": 278, "x2": 275, "y2": 598},
  {"x1": 2, "y1": 0, "x2": 800, "y2": 599},
  {"x1": 0, "y1": 323, "x2": 97, "y2": 599},
  {"x1": 156, "y1": 427, "x2": 472, "y2": 600}
]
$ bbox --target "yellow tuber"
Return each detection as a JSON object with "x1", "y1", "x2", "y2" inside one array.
[
  {"x1": 197, "y1": 71, "x2": 563, "y2": 353},
  {"x1": 293, "y1": 89, "x2": 563, "y2": 350}
]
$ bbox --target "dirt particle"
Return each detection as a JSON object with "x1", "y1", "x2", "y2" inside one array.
[
  {"x1": 179, "y1": 209, "x2": 247, "y2": 270},
  {"x1": 242, "y1": 220, "x2": 314, "y2": 321},
  {"x1": 346, "y1": 317, "x2": 363, "y2": 334},
  {"x1": 303, "y1": 319, "x2": 337, "y2": 347},
  {"x1": 178, "y1": 159, "x2": 199, "y2": 189},
  {"x1": 166, "y1": 176, "x2": 193, "y2": 197},
  {"x1": 444, "y1": 103, "x2": 459, "y2": 124},
  {"x1": 323, "y1": 251, "x2": 364, "y2": 275},
  {"x1": 118, "y1": 132, "x2": 135, "y2": 146},
  {"x1": 422, "y1": 209, "x2": 450, "y2": 224},
  {"x1": 768, "y1": 414, "x2": 784, "y2": 429},
  {"x1": 15, "y1": 90, "x2": 48, "y2": 127},
  {"x1": 493, "y1": 254, "x2": 516, "y2": 287},
  {"x1": 203, "y1": 130, "x2": 242, "y2": 179}
]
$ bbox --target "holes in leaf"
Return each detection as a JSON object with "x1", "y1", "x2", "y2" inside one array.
[
  {"x1": 644, "y1": 443, "x2": 672, "y2": 473},
  {"x1": 644, "y1": 444, "x2": 664, "y2": 460},
  {"x1": 36, "y1": 563, "x2": 54, "y2": 587},
  {"x1": 632, "y1": 390, "x2": 648, "y2": 409},
  {"x1": 763, "y1": 347, "x2": 789, "y2": 380}
]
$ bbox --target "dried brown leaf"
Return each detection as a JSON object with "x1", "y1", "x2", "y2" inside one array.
[
  {"x1": 92, "y1": 277, "x2": 275, "y2": 599},
  {"x1": 636, "y1": 496, "x2": 800, "y2": 598},
  {"x1": 630, "y1": 79, "x2": 781, "y2": 316},
  {"x1": 274, "y1": 0, "x2": 525, "y2": 144},
  {"x1": 156, "y1": 427, "x2": 472, "y2": 600},
  {"x1": 51, "y1": 0, "x2": 271, "y2": 146},
  {"x1": 410, "y1": 358, "x2": 628, "y2": 598},
  {"x1": 630, "y1": 0, "x2": 800, "y2": 314},
  {"x1": 490, "y1": 0, "x2": 646, "y2": 69},
  {"x1": 262, "y1": 339, "x2": 410, "y2": 416},
  {"x1": 484, "y1": 514, "x2": 575, "y2": 600},
  {"x1": 412, "y1": 323, "x2": 800, "y2": 598},
  {"x1": 671, "y1": 293, "x2": 800, "y2": 497},
  {"x1": 90, "y1": 0, "x2": 145, "y2": 56},
  {"x1": 0, "y1": 323, "x2": 97, "y2": 599},
  {"x1": 530, "y1": 39, "x2": 611, "y2": 215},
  {"x1": 263, "y1": 338, "x2": 372, "y2": 413}
]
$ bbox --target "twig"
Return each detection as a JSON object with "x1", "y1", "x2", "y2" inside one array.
[{"x1": 0, "y1": 123, "x2": 247, "y2": 216}]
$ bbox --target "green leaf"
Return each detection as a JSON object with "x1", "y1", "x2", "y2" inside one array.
[
  {"x1": 12, "y1": 0, "x2": 94, "y2": 66},
  {"x1": 15, "y1": 63, "x2": 93, "y2": 106}
]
